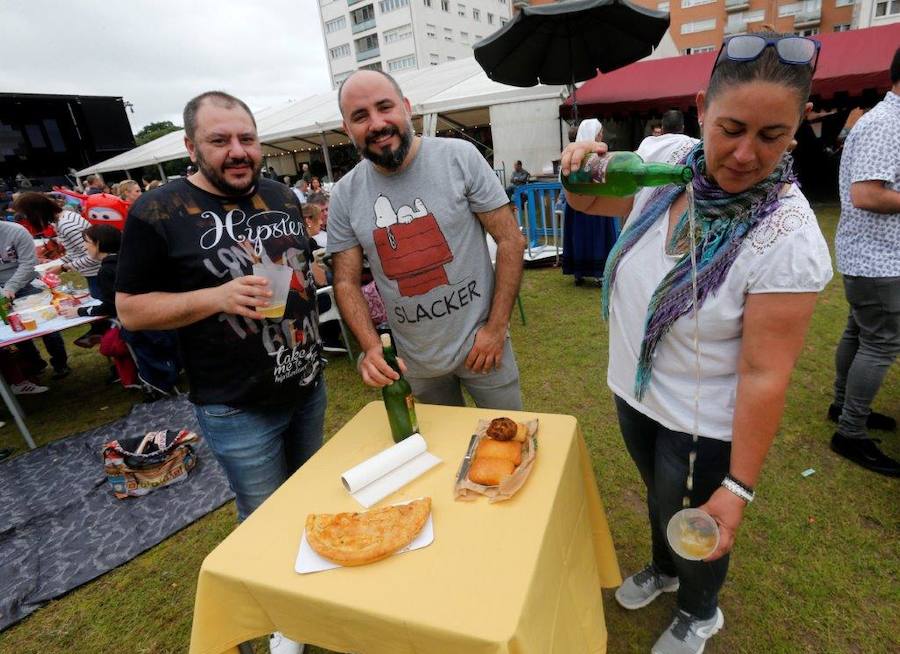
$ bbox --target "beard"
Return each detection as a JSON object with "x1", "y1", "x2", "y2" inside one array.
[
  {"x1": 194, "y1": 148, "x2": 261, "y2": 196},
  {"x1": 358, "y1": 120, "x2": 413, "y2": 171}
]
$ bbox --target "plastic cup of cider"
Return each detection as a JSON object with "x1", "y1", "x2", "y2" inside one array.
[
  {"x1": 667, "y1": 508, "x2": 719, "y2": 561},
  {"x1": 252, "y1": 263, "x2": 293, "y2": 320}
]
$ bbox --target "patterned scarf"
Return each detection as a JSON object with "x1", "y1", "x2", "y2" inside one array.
[{"x1": 600, "y1": 142, "x2": 796, "y2": 399}]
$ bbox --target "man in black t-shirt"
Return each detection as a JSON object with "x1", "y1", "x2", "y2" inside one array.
[{"x1": 116, "y1": 91, "x2": 326, "y2": 528}]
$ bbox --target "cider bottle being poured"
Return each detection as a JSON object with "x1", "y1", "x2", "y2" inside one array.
[{"x1": 562, "y1": 151, "x2": 692, "y2": 197}]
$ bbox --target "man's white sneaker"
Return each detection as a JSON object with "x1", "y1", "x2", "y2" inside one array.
[
  {"x1": 651, "y1": 608, "x2": 724, "y2": 654},
  {"x1": 615, "y1": 563, "x2": 679, "y2": 610},
  {"x1": 11, "y1": 381, "x2": 49, "y2": 395},
  {"x1": 269, "y1": 632, "x2": 304, "y2": 654}
]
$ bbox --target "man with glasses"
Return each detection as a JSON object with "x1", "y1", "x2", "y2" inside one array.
[{"x1": 828, "y1": 47, "x2": 900, "y2": 477}]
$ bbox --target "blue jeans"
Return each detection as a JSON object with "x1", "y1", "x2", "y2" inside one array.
[
  {"x1": 405, "y1": 337, "x2": 522, "y2": 410},
  {"x1": 194, "y1": 376, "x2": 327, "y2": 522},
  {"x1": 833, "y1": 275, "x2": 900, "y2": 439},
  {"x1": 614, "y1": 396, "x2": 731, "y2": 620}
]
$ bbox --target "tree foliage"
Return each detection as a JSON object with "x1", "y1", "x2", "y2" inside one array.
[{"x1": 134, "y1": 121, "x2": 182, "y2": 146}]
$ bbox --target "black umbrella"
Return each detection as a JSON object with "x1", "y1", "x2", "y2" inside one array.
[{"x1": 473, "y1": 0, "x2": 670, "y2": 121}]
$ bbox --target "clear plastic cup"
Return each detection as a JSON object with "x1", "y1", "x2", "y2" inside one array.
[
  {"x1": 667, "y1": 508, "x2": 719, "y2": 561},
  {"x1": 252, "y1": 263, "x2": 293, "y2": 320}
]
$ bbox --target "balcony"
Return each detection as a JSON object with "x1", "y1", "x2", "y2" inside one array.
[
  {"x1": 724, "y1": 21, "x2": 747, "y2": 34},
  {"x1": 348, "y1": 0, "x2": 367, "y2": 5},
  {"x1": 793, "y1": 9, "x2": 821, "y2": 27},
  {"x1": 724, "y1": 0, "x2": 750, "y2": 11},
  {"x1": 352, "y1": 18, "x2": 376, "y2": 33},
  {"x1": 356, "y1": 46, "x2": 380, "y2": 61}
]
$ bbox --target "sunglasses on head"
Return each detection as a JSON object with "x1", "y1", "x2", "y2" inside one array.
[{"x1": 715, "y1": 34, "x2": 820, "y2": 73}]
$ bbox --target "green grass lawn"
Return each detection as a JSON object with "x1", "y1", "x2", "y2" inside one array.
[{"x1": 0, "y1": 205, "x2": 897, "y2": 654}]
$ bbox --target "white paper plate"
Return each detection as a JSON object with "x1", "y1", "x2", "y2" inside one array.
[{"x1": 295, "y1": 500, "x2": 434, "y2": 574}]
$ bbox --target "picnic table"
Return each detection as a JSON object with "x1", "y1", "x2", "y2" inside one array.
[{"x1": 0, "y1": 299, "x2": 102, "y2": 449}]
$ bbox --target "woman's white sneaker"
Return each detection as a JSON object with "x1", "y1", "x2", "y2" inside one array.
[
  {"x1": 651, "y1": 608, "x2": 724, "y2": 654},
  {"x1": 615, "y1": 563, "x2": 679, "y2": 610}
]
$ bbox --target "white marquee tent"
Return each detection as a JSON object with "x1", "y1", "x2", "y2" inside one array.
[
  {"x1": 77, "y1": 31, "x2": 678, "y2": 183},
  {"x1": 76, "y1": 57, "x2": 568, "y2": 183}
]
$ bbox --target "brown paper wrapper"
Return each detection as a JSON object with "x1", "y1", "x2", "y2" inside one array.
[{"x1": 453, "y1": 418, "x2": 539, "y2": 503}]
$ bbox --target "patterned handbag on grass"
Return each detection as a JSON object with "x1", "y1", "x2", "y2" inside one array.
[{"x1": 102, "y1": 429, "x2": 199, "y2": 499}]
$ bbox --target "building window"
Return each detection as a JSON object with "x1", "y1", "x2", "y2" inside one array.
[
  {"x1": 746, "y1": 9, "x2": 764, "y2": 21},
  {"x1": 351, "y1": 4, "x2": 376, "y2": 27},
  {"x1": 444, "y1": 27, "x2": 453, "y2": 41},
  {"x1": 361, "y1": 61, "x2": 382, "y2": 71},
  {"x1": 473, "y1": 7, "x2": 480, "y2": 19},
  {"x1": 447, "y1": 55, "x2": 456, "y2": 61},
  {"x1": 355, "y1": 33, "x2": 379, "y2": 54},
  {"x1": 795, "y1": 27, "x2": 820, "y2": 35},
  {"x1": 430, "y1": 53, "x2": 440, "y2": 65},
  {"x1": 426, "y1": 23, "x2": 436, "y2": 37},
  {"x1": 834, "y1": 0, "x2": 854, "y2": 5},
  {"x1": 874, "y1": 0, "x2": 900, "y2": 15},
  {"x1": 657, "y1": 1, "x2": 670, "y2": 9},
  {"x1": 684, "y1": 45, "x2": 716, "y2": 54},
  {"x1": 325, "y1": 16, "x2": 346, "y2": 33},
  {"x1": 333, "y1": 71, "x2": 352, "y2": 85},
  {"x1": 329, "y1": 43, "x2": 351, "y2": 59},
  {"x1": 423, "y1": 0, "x2": 431, "y2": 6},
  {"x1": 779, "y1": 0, "x2": 820, "y2": 17},
  {"x1": 500, "y1": 17, "x2": 507, "y2": 25},
  {"x1": 681, "y1": 18, "x2": 715, "y2": 33},
  {"x1": 460, "y1": 30, "x2": 469, "y2": 43},
  {"x1": 458, "y1": 3, "x2": 466, "y2": 16},
  {"x1": 441, "y1": 0, "x2": 449, "y2": 10},
  {"x1": 388, "y1": 54, "x2": 417, "y2": 71},
  {"x1": 488, "y1": 12, "x2": 495, "y2": 23},
  {"x1": 379, "y1": 0, "x2": 409, "y2": 12},
  {"x1": 384, "y1": 23, "x2": 413, "y2": 43},
  {"x1": 475, "y1": 33, "x2": 483, "y2": 40},
  {"x1": 832, "y1": 22, "x2": 851, "y2": 30},
  {"x1": 681, "y1": 0, "x2": 715, "y2": 7}
]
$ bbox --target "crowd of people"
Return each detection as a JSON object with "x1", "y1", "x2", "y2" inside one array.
[{"x1": 1, "y1": 34, "x2": 896, "y2": 654}]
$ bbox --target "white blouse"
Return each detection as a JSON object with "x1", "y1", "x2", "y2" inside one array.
[{"x1": 607, "y1": 138, "x2": 834, "y2": 441}]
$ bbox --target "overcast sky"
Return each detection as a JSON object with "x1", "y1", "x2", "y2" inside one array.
[{"x1": 2, "y1": 0, "x2": 333, "y2": 133}]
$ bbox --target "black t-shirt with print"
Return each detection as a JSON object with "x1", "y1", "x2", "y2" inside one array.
[{"x1": 116, "y1": 178, "x2": 323, "y2": 407}]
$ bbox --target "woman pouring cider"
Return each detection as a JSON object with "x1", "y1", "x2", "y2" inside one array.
[{"x1": 561, "y1": 33, "x2": 832, "y2": 654}]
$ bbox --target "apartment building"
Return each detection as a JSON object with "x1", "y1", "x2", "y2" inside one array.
[{"x1": 318, "y1": 0, "x2": 513, "y2": 87}]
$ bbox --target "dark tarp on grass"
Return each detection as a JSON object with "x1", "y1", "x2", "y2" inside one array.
[{"x1": 0, "y1": 396, "x2": 234, "y2": 631}]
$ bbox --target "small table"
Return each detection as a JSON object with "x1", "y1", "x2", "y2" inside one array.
[
  {"x1": 0, "y1": 301, "x2": 102, "y2": 449},
  {"x1": 190, "y1": 402, "x2": 622, "y2": 654}
]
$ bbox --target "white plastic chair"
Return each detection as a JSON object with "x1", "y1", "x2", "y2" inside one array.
[{"x1": 316, "y1": 285, "x2": 354, "y2": 362}]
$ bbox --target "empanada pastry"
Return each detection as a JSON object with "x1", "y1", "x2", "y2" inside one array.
[
  {"x1": 305, "y1": 497, "x2": 431, "y2": 566},
  {"x1": 475, "y1": 438, "x2": 522, "y2": 465},
  {"x1": 468, "y1": 457, "x2": 515, "y2": 486}
]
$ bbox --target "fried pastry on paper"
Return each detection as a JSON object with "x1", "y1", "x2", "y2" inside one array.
[{"x1": 305, "y1": 497, "x2": 431, "y2": 566}]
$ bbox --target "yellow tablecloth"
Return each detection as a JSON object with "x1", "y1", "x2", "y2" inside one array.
[{"x1": 190, "y1": 402, "x2": 621, "y2": 654}]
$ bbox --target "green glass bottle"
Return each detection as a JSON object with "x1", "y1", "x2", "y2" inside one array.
[
  {"x1": 381, "y1": 333, "x2": 419, "y2": 443},
  {"x1": 562, "y1": 151, "x2": 692, "y2": 197}
]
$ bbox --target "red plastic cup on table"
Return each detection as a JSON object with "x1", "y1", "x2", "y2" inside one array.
[{"x1": 8, "y1": 313, "x2": 25, "y2": 332}]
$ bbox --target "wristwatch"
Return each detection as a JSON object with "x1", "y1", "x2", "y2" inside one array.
[{"x1": 721, "y1": 474, "x2": 754, "y2": 503}]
